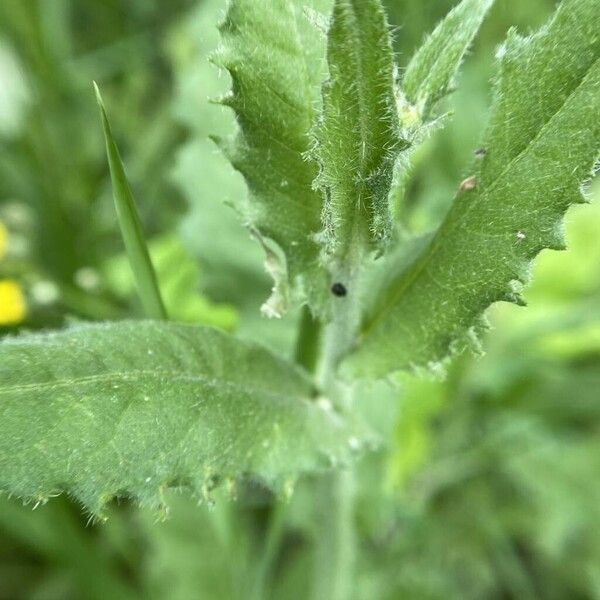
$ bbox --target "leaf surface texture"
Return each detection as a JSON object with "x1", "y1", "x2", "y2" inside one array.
[
  {"x1": 215, "y1": 0, "x2": 331, "y2": 314},
  {"x1": 346, "y1": 0, "x2": 600, "y2": 377},
  {"x1": 0, "y1": 321, "x2": 368, "y2": 512},
  {"x1": 314, "y1": 0, "x2": 405, "y2": 263}
]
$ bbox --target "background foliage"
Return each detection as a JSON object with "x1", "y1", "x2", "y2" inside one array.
[{"x1": 1, "y1": 0, "x2": 599, "y2": 598}]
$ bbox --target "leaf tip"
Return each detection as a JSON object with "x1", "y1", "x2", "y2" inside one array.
[{"x1": 92, "y1": 81, "x2": 105, "y2": 112}]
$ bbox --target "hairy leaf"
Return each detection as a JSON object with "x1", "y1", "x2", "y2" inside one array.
[
  {"x1": 214, "y1": 0, "x2": 331, "y2": 316},
  {"x1": 391, "y1": 0, "x2": 494, "y2": 219},
  {"x1": 401, "y1": 0, "x2": 495, "y2": 120},
  {"x1": 314, "y1": 0, "x2": 406, "y2": 265},
  {"x1": 0, "y1": 321, "x2": 370, "y2": 514},
  {"x1": 345, "y1": 0, "x2": 600, "y2": 378}
]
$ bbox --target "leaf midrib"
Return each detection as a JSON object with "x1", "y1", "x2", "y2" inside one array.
[
  {"x1": 360, "y1": 54, "x2": 600, "y2": 342},
  {"x1": 334, "y1": 0, "x2": 391, "y2": 256},
  {"x1": 0, "y1": 368, "x2": 311, "y2": 405}
]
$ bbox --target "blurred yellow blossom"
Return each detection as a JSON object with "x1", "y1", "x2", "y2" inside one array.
[
  {"x1": 0, "y1": 279, "x2": 26, "y2": 325},
  {"x1": 0, "y1": 221, "x2": 7, "y2": 260}
]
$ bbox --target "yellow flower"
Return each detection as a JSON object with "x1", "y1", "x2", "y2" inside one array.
[
  {"x1": 0, "y1": 221, "x2": 7, "y2": 260},
  {"x1": 0, "y1": 279, "x2": 26, "y2": 325}
]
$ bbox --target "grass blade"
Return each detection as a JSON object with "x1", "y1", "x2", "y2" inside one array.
[{"x1": 93, "y1": 82, "x2": 167, "y2": 320}]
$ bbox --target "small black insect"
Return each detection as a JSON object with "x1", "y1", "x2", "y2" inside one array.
[
  {"x1": 331, "y1": 282, "x2": 347, "y2": 297},
  {"x1": 474, "y1": 147, "x2": 487, "y2": 158}
]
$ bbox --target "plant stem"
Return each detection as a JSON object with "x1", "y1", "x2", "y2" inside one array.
[
  {"x1": 312, "y1": 262, "x2": 363, "y2": 600},
  {"x1": 294, "y1": 305, "x2": 322, "y2": 372},
  {"x1": 249, "y1": 499, "x2": 288, "y2": 600},
  {"x1": 312, "y1": 468, "x2": 355, "y2": 600},
  {"x1": 256, "y1": 260, "x2": 363, "y2": 600}
]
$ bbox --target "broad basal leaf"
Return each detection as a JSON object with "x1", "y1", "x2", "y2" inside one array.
[
  {"x1": 401, "y1": 0, "x2": 495, "y2": 120},
  {"x1": 314, "y1": 0, "x2": 406, "y2": 267},
  {"x1": 214, "y1": 0, "x2": 331, "y2": 316},
  {"x1": 345, "y1": 0, "x2": 600, "y2": 378},
  {"x1": 0, "y1": 321, "x2": 371, "y2": 514}
]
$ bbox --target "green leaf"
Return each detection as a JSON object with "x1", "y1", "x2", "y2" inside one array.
[
  {"x1": 344, "y1": 0, "x2": 600, "y2": 378},
  {"x1": 391, "y1": 0, "x2": 494, "y2": 220},
  {"x1": 94, "y1": 83, "x2": 167, "y2": 321},
  {"x1": 401, "y1": 0, "x2": 495, "y2": 120},
  {"x1": 0, "y1": 321, "x2": 371, "y2": 514},
  {"x1": 214, "y1": 0, "x2": 331, "y2": 316},
  {"x1": 314, "y1": 0, "x2": 406, "y2": 266}
]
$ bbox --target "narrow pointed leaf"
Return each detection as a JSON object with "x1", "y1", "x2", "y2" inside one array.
[
  {"x1": 0, "y1": 321, "x2": 371, "y2": 514},
  {"x1": 94, "y1": 83, "x2": 167, "y2": 320},
  {"x1": 214, "y1": 0, "x2": 331, "y2": 316},
  {"x1": 345, "y1": 0, "x2": 600, "y2": 378},
  {"x1": 402, "y1": 0, "x2": 495, "y2": 119},
  {"x1": 391, "y1": 0, "x2": 494, "y2": 219},
  {"x1": 314, "y1": 0, "x2": 406, "y2": 265}
]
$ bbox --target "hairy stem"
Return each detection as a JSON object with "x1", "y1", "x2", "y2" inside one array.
[
  {"x1": 312, "y1": 261, "x2": 363, "y2": 600},
  {"x1": 255, "y1": 259, "x2": 364, "y2": 600}
]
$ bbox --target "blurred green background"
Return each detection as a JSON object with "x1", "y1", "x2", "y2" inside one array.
[{"x1": 1, "y1": 0, "x2": 599, "y2": 598}]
